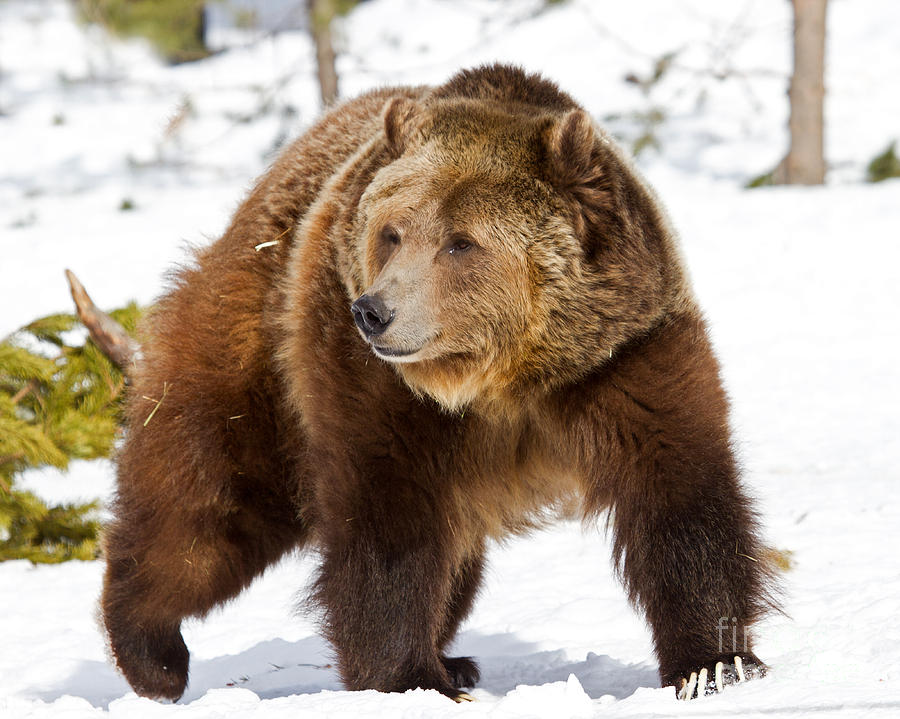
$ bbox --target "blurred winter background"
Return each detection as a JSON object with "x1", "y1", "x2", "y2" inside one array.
[{"x1": 1, "y1": 1, "x2": 899, "y2": 717}]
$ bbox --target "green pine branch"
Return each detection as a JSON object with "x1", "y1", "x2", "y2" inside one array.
[{"x1": 0, "y1": 302, "x2": 142, "y2": 564}]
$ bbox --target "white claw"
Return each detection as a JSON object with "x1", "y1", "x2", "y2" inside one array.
[
  {"x1": 698, "y1": 667, "x2": 708, "y2": 696},
  {"x1": 734, "y1": 655, "x2": 746, "y2": 683},
  {"x1": 683, "y1": 671, "x2": 698, "y2": 700},
  {"x1": 677, "y1": 677, "x2": 688, "y2": 701},
  {"x1": 715, "y1": 661, "x2": 724, "y2": 692}
]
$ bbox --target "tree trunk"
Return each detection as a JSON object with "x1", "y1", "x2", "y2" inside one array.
[
  {"x1": 781, "y1": 0, "x2": 828, "y2": 185},
  {"x1": 309, "y1": 0, "x2": 339, "y2": 108}
]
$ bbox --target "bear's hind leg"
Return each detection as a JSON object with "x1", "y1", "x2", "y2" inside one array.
[
  {"x1": 101, "y1": 442, "x2": 307, "y2": 702},
  {"x1": 102, "y1": 500, "x2": 305, "y2": 700}
]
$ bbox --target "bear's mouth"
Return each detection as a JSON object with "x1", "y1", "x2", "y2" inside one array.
[{"x1": 371, "y1": 343, "x2": 423, "y2": 362}]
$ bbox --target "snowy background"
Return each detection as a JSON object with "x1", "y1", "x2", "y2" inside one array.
[{"x1": 2, "y1": 0, "x2": 899, "y2": 716}]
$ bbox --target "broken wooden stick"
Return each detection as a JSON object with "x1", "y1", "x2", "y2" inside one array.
[{"x1": 65, "y1": 269, "x2": 140, "y2": 375}]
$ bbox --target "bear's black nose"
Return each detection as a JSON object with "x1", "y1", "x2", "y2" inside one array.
[{"x1": 351, "y1": 294, "x2": 394, "y2": 337}]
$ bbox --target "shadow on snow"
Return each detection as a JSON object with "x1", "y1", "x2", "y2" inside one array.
[{"x1": 34, "y1": 631, "x2": 658, "y2": 708}]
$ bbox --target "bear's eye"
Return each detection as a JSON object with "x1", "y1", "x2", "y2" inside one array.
[
  {"x1": 447, "y1": 237, "x2": 473, "y2": 255},
  {"x1": 380, "y1": 226, "x2": 401, "y2": 246}
]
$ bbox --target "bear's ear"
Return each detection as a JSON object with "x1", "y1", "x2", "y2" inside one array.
[
  {"x1": 546, "y1": 109, "x2": 596, "y2": 188},
  {"x1": 383, "y1": 96, "x2": 421, "y2": 158},
  {"x1": 545, "y1": 109, "x2": 613, "y2": 254}
]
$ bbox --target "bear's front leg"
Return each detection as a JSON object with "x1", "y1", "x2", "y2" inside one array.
[
  {"x1": 573, "y1": 314, "x2": 778, "y2": 700},
  {"x1": 608, "y1": 465, "x2": 774, "y2": 700},
  {"x1": 310, "y1": 465, "x2": 473, "y2": 700}
]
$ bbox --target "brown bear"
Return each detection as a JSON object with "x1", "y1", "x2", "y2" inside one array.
[{"x1": 101, "y1": 64, "x2": 777, "y2": 703}]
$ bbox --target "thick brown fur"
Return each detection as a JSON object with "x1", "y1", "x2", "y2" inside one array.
[{"x1": 101, "y1": 64, "x2": 778, "y2": 702}]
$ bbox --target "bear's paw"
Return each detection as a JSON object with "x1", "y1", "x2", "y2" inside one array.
[
  {"x1": 676, "y1": 654, "x2": 767, "y2": 700},
  {"x1": 441, "y1": 655, "x2": 481, "y2": 689}
]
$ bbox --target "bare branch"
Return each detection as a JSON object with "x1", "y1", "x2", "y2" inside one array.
[
  {"x1": 65, "y1": 269, "x2": 140, "y2": 375},
  {"x1": 10, "y1": 379, "x2": 38, "y2": 405}
]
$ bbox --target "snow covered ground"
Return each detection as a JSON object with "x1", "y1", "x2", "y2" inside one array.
[{"x1": 2, "y1": 0, "x2": 899, "y2": 716}]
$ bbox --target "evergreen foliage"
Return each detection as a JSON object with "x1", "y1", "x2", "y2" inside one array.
[
  {"x1": 76, "y1": 0, "x2": 209, "y2": 64},
  {"x1": 746, "y1": 169, "x2": 776, "y2": 189},
  {"x1": 0, "y1": 304, "x2": 142, "y2": 563},
  {"x1": 866, "y1": 141, "x2": 900, "y2": 183}
]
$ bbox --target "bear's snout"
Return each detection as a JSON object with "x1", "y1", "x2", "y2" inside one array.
[{"x1": 351, "y1": 294, "x2": 394, "y2": 338}]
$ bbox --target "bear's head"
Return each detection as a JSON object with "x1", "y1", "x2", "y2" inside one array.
[{"x1": 348, "y1": 69, "x2": 690, "y2": 412}]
